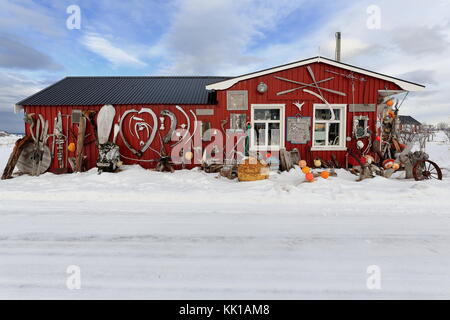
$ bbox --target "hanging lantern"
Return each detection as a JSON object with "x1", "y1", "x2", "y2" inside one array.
[
  {"x1": 305, "y1": 172, "x2": 314, "y2": 182},
  {"x1": 68, "y1": 142, "x2": 76, "y2": 152}
]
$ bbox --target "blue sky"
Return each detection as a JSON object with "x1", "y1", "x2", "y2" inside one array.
[{"x1": 0, "y1": 0, "x2": 449, "y2": 132}]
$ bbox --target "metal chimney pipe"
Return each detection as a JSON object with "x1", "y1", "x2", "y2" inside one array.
[{"x1": 335, "y1": 32, "x2": 341, "y2": 62}]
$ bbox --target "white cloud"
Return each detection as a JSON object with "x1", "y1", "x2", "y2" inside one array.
[
  {"x1": 0, "y1": 71, "x2": 50, "y2": 112},
  {"x1": 0, "y1": 0, "x2": 63, "y2": 37},
  {"x1": 152, "y1": 0, "x2": 306, "y2": 75},
  {"x1": 81, "y1": 32, "x2": 147, "y2": 67}
]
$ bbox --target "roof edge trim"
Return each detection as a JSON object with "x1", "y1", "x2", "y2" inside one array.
[{"x1": 205, "y1": 56, "x2": 425, "y2": 92}]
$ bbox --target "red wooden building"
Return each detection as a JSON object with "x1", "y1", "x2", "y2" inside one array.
[{"x1": 15, "y1": 56, "x2": 424, "y2": 172}]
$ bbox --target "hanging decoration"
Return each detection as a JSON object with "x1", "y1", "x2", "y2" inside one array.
[
  {"x1": 119, "y1": 108, "x2": 158, "y2": 157},
  {"x1": 171, "y1": 105, "x2": 190, "y2": 148},
  {"x1": 160, "y1": 110, "x2": 177, "y2": 144}
]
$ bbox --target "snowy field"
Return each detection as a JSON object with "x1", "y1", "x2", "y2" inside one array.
[{"x1": 0, "y1": 132, "x2": 449, "y2": 299}]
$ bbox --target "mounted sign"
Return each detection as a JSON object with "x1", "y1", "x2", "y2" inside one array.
[
  {"x1": 227, "y1": 90, "x2": 248, "y2": 110},
  {"x1": 286, "y1": 117, "x2": 311, "y2": 144},
  {"x1": 196, "y1": 108, "x2": 214, "y2": 116},
  {"x1": 349, "y1": 104, "x2": 376, "y2": 112}
]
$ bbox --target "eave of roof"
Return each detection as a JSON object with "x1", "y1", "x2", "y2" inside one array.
[
  {"x1": 399, "y1": 115, "x2": 421, "y2": 125},
  {"x1": 205, "y1": 56, "x2": 426, "y2": 92}
]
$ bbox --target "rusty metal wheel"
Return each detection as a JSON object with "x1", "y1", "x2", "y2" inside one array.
[{"x1": 413, "y1": 160, "x2": 442, "y2": 181}]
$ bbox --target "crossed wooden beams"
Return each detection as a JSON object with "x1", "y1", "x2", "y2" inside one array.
[
  {"x1": 275, "y1": 66, "x2": 347, "y2": 121},
  {"x1": 275, "y1": 67, "x2": 346, "y2": 97}
]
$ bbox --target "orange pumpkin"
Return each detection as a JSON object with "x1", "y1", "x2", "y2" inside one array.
[
  {"x1": 301, "y1": 166, "x2": 311, "y2": 174},
  {"x1": 320, "y1": 171, "x2": 330, "y2": 179},
  {"x1": 305, "y1": 172, "x2": 314, "y2": 182}
]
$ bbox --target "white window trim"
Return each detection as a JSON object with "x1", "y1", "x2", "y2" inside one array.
[
  {"x1": 311, "y1": 104, "x2": 347, "y2": 151},
  {"x1": 250, "y1": 104, "x2": 285, "y2": 151}
]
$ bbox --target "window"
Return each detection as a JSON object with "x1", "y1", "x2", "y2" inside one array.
[
  {"x1": 312, "y1": 104, "x2": 347, "y2": 150},
  {"x1": 250, "y1": 104, "x2": 285, "y2": 151}
]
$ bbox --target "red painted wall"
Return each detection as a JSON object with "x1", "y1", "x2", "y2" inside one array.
[{"x1": 23, "y1": 61, "x2": 402, "y2": 172}]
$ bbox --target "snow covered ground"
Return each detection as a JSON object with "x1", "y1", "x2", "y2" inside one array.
[{"x1": 0, "y1": 132, "x2": 449, "y2": 299}]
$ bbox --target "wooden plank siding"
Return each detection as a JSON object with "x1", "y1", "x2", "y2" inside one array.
[{"x1": 23, "y1": 61, "x2": 402, "y2": 172}]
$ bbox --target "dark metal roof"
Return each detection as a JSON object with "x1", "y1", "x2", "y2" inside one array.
[
  {"x1": 398, "y1": 115, "x2": 422, "y2": 126},
  {"x1": 16, "y1": 76, "x2": 231, "y2": 106}
]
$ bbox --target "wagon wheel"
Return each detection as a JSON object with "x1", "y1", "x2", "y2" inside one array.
[{"x1": 413, "y1": 160, "x2": 442, "y2": 181}]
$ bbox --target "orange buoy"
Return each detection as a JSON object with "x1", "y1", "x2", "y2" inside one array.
[
  {"x1": 305, "y1": 172, "x2": 314, "y2": 182},
  {"x1": 68, "y1": 142, "x2": 76, "y2": 152},
  {"x1": 299, "y1": 160, "x2": 307, "y2": 168},
  {"x1": 320, "y1": 171, "x2": 330, "y2": 179},
  {"x1": 301, "y1": 166, "x2": 310, "y2": 174}
]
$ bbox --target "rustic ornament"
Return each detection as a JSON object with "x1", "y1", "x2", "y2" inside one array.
[
  {"x1": 299, "y1": 160, "x2": 307, "y2": 168},
  {"x1": 356, "y1": 140, "x2": 364, "y2": 149},
  {"x1": 313, "y1": 159, "x2": 322, "y2": 167},
  {"x1": 257, "y1": 82, "x2": 268, "y2": 93},
  {"x1": 383, "y1": 159, "x2": 395, "y2": 169}
]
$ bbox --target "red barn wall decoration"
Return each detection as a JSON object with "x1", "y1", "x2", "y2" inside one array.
[{"x1": 15, "y1": 56, "x2": 424, "y2": 172}]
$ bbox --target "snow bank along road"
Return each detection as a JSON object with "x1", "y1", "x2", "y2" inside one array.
[{"x1": 0, "y1": 132, "x2": 449, "y2": 299}]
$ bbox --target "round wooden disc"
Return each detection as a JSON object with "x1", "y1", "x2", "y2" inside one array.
[{"x1": 17, "y1": 142, "x2": 52, "y2": 175}]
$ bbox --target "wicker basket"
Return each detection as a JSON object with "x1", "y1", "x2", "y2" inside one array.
[{"x1": 237, "y1": 157, "x2": 270, "y2": 182}]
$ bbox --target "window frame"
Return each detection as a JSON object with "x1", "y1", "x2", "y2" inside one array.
[
  {"x1": 250, "y1": 104, "x2": 285, "y2": 151},
  {"x1": 311, "y1": 104, "x2": 347, "y2": 151}
]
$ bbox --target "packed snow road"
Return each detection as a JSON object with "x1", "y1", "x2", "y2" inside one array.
[{"x1": 0, "y1": 132, "x2": 449, "y2": 299}]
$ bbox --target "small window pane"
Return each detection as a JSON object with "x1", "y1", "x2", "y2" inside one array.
[
  {"x1": 314, "y1": 123, "x2": 326, "y2": 146},
  {"x1": 254, "y1": 123, "x2": 266, "y2": 146},
  {"x1": 328, "y1": 123, "x2": 340, "y2": 145},
  {"x1": 254, "y1": 109, "x2": 280, "y2": 121},
  {"x1": 268, "y1": 123, "x2": 280, "y2": 146},
  {"x1": 315, "y1": 108, "x2": 340, "y2": 120}
]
